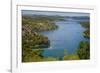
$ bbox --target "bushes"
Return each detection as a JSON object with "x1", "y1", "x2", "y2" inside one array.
[
  {"x1": 80, "y1": 22, "x2": 90, "y2": 28},
  {"x1": 22, "y1": 28, "x2": 50, "y2": 49},
  {"x1": 22, "y1": 47, "x2": 44, "y2": 62},
  {"x1": 83, "y1": 30, "x2": 90, "y2": 38},
  {"x1": 77, "y1": 41, "x2": 90, "y2": 59},
  {"x1": 80, "y1": 21, "x2": 90, "y2": 38},
  {"x1": 63, "y1": 55, "x2": 80, "y2": 60},
  {"x1": 22, "y1": 16, "x2": 58, "y2": 32},
  {"x1": 22, "y1": 48, "x2": 58, "y2": 62}
]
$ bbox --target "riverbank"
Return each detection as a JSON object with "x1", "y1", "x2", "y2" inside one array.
[
  {"x1": 76, "y1": 21, "x2": 90, "y2": 59},
  {"x1": 22, "y1": 15, "x2": 63, "y2": 62},
  {"x1": 80, "y1": 22, "x2": 90, "y2": 38}
]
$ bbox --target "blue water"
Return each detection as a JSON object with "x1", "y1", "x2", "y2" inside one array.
[{"x1": 40, "y1": 19, "x2": 89, "y2": 58}]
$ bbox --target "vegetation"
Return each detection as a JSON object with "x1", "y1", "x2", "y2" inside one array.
[
  {"x1": 83, "y1": 30, "x2": 90, "y2": 38},
  {"x1": 80, "y1": 22, "x2": 90, "y2": 38},
  {"x1": 77, "y1": 41, "x2": 90, "y2": 59},
  {"x1": 63, "y1": 55, "x2": 80, "y2": 60},
  {"x1": 22, "y1": 47, "x2": 80, "y2": 62},
  {"x1": 63, "y1": 50, "x2": 80, "y2": 60},
  {"x1": 22, "y1": 48, "x2": 58, "y2": 62},
  {"x1": 77, "y1": 20, "x2": 90, "y2": 59},
  {"x1": 22, "y1": 48, "x2": 43, "y2": 62},
  {"x1": 22, "y1": 16, "x2": 59, "y2": 32},
  {"x1": 22, "y1": 15, "x2": 63, "y2": 62},
  {"x1": 80, "y1": 22, "x2": 90, "y2": 28},
  {"x1": 22, "y1": 30, "x2": 50, "y2": 49}
]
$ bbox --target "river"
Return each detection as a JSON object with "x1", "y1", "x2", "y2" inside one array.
[{"x1": 40, "y1": 18, "x2": 89, "y2": 58}]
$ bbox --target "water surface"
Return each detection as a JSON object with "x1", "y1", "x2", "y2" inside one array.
[{"x1": 40, "y1": 18, "x2": 89, "y2": 58}]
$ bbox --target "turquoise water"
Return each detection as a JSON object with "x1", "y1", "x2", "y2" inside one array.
[{"x1": 40, "y1": 19, "x2": 89, "y2": 58}]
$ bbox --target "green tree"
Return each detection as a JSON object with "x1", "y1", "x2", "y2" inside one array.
[
  {"x1": 77, "y1": 41, "x2": 90, "y2": 59},
  {"x1": 63, "y1": 55, "x2": 80, "y2": 60}
]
